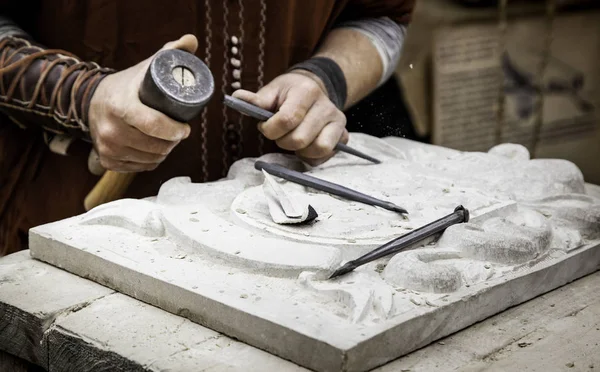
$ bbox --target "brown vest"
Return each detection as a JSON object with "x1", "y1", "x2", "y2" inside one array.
[{"x1": 0, "y1": 0, "x2": 414, "y2": 255}]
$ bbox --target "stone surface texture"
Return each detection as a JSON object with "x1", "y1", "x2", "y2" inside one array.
[
  {"x1": 28, "y1": 134, "x2": 600, "y2": 372},
  {"x1": 0, "y1": 250, "x2": 114, "y2": 367}
]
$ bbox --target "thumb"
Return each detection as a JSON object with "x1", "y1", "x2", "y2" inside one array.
[{"x1": 161, "y1": 34, "x2": 199, "y2": 54}]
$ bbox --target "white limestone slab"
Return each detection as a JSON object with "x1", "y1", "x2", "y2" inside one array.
[{"x1": 29, "y1": 134, "x2": 600, "y2": 372}]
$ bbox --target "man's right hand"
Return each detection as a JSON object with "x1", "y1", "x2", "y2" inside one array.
[{"x1": 88, "y1": 34, "x2": 198, "y2": 173}]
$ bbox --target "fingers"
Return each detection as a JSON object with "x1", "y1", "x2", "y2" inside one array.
[
  {"x1": 234, "y1": 77, "x2": 320, "y2": 141},
  {"x1": 296, "y1": 127, "x2": 348, "y2": 167},
  {"x1": 127, "y1": 103, "x2": 191, "y2": 141},
  {"x1": 94, "y1": 138, "x2": 170, "y2": 173},
  {"x1": 231, "y1": 88, "x2": 279, "y2": 112},
  {"x1": 259, "y1": 89, "x2": 317, "y2": 140},
  {"x1": 233, "y1": 73, "x2": 348, "y2": 165},
  {"x1": 92, "y1": 114, "x2": 181, "y2": 172},
  {"x1": 87, "y1": 34, "x2": 201, "y2": 174},
  {"x1": 99, "y1": 143, "x2": 168, "y2": 164},
  {"x1": 97, "y1": 157, "x2": 160, "y2": 173},
  {"x1": 121, "y1": 124, "x2": 180, "y2": 155},
  {"x1": 296, "y1": 119, "x2": 347, "y2": 160},
  {"x1": 275, "y1": 100, "x2": 336, "y2": 151}
]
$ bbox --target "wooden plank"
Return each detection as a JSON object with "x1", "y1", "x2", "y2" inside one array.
[
  {"x1": 0, "y1": 251, "x2": 114, "y2": 367},
  {"x1": 375, "y1": 271, "x2": 600, "y2": 371},
  {"x1": 2, "y1": 249, "x2": 600, "y2": 372},
  {"x1": 0, "y1": 349, "x2": 44, "y2": 372},
  {"x1": 460, "y1": 301, "x2": 600, "y2": 371},
  {"x1": 47, "y1": 330, "x2": 144, "y2": 372},
  {"x1": 43, "y1": 270, "x2": 600, "y2": 372},
  {"x1": 47, "y1": 293, "x2": 307, "y2": 372}
]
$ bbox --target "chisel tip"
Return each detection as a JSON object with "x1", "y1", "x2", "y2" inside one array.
[
  {"x1": 390, "y1": 205, "x2": 409, "y2": 215},
  {"x1": 397, "y1": 208, "x2": 409, "y2": 215},
  {"x1": 328, "y1": 262, "x2": 357, "y2": 279}
]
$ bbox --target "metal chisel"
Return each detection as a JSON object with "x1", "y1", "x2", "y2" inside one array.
[{"x1": 224, "y1": 94, "x2": 381, "y2": 164}]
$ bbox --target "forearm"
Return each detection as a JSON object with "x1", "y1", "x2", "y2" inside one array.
[
  {"x1": 312, "y1": 28, "x2": 383, "y2": 109},
  {"x1": 0, "y1": 15, "x2": 114, "y2": 145},
  {"x1": 306, "y1": 17, "x2": 407, "y2": 110}
]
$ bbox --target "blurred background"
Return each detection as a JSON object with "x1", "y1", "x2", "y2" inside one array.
[{"x1": 345, "y1": 0, "x2": 600, "y2": 185}]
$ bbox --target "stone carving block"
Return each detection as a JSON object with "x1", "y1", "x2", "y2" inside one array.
[{"x1": 29, "y1": 134, "x2": 600, "y2": 372}]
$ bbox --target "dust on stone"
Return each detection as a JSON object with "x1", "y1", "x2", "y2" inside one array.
[{"x1": 425, "y1": 299, "x2": 437, "y2": 307}]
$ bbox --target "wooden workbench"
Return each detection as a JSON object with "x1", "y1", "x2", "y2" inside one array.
[{"x1": 1, "y1": 250, "x2": 599, "y2": 371}]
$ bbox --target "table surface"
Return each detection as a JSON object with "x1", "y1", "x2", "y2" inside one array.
[{"x1": 1, "y1": 249, "x2": 599, "y2": 372}]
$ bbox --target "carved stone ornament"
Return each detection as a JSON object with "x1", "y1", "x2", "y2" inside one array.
[{"x1": 30, "y1": 134, "x2": 600, "y2": 372}]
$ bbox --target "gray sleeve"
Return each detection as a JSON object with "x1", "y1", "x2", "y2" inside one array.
[
  {"x1": 0, "y1": 14, "x2": 29, "y2": 39},
  {"x1": 334, "y1": 17, "x2": 407, "y2": 86}
]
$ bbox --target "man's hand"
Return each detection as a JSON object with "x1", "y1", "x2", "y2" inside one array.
[
  {"x1": 88, "y1": 34, "x2": 198, "y2": 172},
  {"x1": 232, "y1": 71, "x2": 349, "y2": 166}
]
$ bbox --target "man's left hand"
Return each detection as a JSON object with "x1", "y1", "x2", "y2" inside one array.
[{"x1": 231, "y1": 71, "x2": 349, "y2": 166}]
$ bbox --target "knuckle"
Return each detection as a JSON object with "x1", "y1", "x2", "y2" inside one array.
[
  {"x1": 139, "y1": 112, "x2": 161, "y2": 134},
  {"x1": 289, "y1": 134, "x2": 310, "y2": 150},
  {"x1": 258, "y1": 123, "x2": 276, "y2": 140},
  {"x1": 278, "y1": 110, "x2": 303, "y2": 130},
  {"x1": 301, "y1": 80, "x2": 320, "y2": 94},
  {"x1": 325, "y1": 104, "x2": 340, "y2": 117},
  {"x1": 96, "y1": 123, "x2": 115, "y2": 140},
  {"x1": 313, "y1": 139, "x2": 334, "y2": 156},
  {"x1": 107, "y1": 99, "x2": 127, "y2": 121}
]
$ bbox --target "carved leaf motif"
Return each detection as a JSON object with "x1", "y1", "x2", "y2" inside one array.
[
  {"x1": 298, "y1": 272, "x2": 394, "y2": 323},
  {"x1": 79, "y1": 199, "x2": 165, "y2": 237}
]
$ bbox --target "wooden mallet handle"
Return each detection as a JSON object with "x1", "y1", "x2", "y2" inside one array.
[{"x1": 83, "y1": 49, "x2": 214, "y2": 211}]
